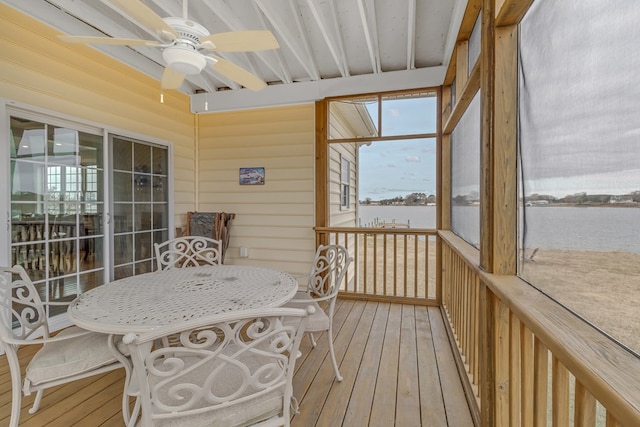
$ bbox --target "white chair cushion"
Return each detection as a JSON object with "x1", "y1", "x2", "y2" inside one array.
[
  {"x1": 26, "y1": 326, "x2": 118, "y2": 385},
  {"x1": 153, "y1": 394, "x2": 282, "y2": 427},
  {"x1": 150, "y1": 351, "x2": 284, "y2": 427},
  {"x1": 283, "y1": 295, "x2": 330, "y2": 332}
]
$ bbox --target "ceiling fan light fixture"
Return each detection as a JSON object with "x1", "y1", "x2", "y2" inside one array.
[{"x1": 162, "y1": 45, "x2": 206, "y2": 75}]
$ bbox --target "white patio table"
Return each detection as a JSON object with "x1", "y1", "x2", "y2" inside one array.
[
  {"x1": 68, "y1": 265, "x2": 299, "y2": 334},
  {"x1": 67, "y1": 265, "x2": 299, "y2": 425}
]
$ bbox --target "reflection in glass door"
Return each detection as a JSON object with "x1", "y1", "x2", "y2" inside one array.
[
  {"x1": 111, "y1": 136, "x2": 168, "y2": 279},
  {"x1": 10, "y1": 116, "x2": 105, "y2": 318}
]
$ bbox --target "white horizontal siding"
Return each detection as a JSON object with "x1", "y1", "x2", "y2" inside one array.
[{"x1": 196, "y1": 104, "x2": 317, "y2": 276}]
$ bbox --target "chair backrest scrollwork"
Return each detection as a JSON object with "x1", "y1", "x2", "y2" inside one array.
[
  {"x1": 0, "y1": 265, "x2": 49, "y2": 343},
  {"x1": 154, "y1": 236, "x2": 223, "y2": 270},
  {"x1": 307, "y1": 244, "x2": 352, "y2": 301},
  {"x1": 124, "y1": 306, "x2": 311, "y2": 427}
]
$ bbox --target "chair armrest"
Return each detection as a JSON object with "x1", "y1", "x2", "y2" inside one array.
[
  {"x1": 44, "y1": 301, "x2": 72, "y2": 307},
  {"x1": 2, "y1": 327, "x2": 96, "y2": 346},
  {"x1": 291, "y1": 296, "x2": 328, "y2": 304}
]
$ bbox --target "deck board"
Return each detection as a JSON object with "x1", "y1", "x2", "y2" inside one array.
[
  {"x1": 415, "y1": 305, "x2": 449, "y2": 426},
  {"x1": 397, "y1": 305, "x2": 422, "y2": 426},
  {"x1": 369, "y1": 303, "x2": 402, "y2": 427},
  {"x1": 342, "y1": 302, "x2": 390, "y2": 426},
  {"x1": 429, "y1": 307, "x2": 475, "y2": 427},
  {"x1": 0, "y1": 300, "x2": 474, "y2": 426},
  {"x1": 315, "y1": 301, "x2": 377, "y2": 426}
]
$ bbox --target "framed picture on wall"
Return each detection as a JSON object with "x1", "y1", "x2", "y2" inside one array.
[{"x1": 239, "y1": 167, "x2": 265, "y2": 185}]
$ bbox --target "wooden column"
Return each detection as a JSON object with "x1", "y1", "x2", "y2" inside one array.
[
  {"x1": 315, "y1": 100, "x2": 329, "y2": 247},
  {"x1": 480, "y1": 0, "x2": 519, "y2": 276},
  {"x1": 436, "y1": 86, "x2": 446, "y2": 303},
  {"x1": 479, "y1": 0, "x2": 528, "y2": 425},
  {"x1": 491, "y1": 24, "x2": 518, "y2": 275},
  {"x1": 479, "y1": 0, "x2": 496, "y2": 273}
]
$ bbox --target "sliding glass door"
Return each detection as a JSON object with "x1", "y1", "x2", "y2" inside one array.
[{"x1": 8, "y1": 113, "x2": 171, "y2": 322}]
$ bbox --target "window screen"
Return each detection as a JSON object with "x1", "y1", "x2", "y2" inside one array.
[
  {"x1": 468, "y1": 13, "x2": 481, "y2": 72},
  {"x1": 518, "y1": 0, "x2": 640, "y2": 355},
  {"x1": 451, "y1": 93, "x2": 481, "y2": 248}
]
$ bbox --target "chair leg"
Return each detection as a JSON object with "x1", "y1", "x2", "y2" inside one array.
[
  {"x1": 6, "y1": 348, "x2": 22, "y2": 427},
  {"x1": 308, "y1": 332, "x2": 317, "y2": 348},
  {"x1": 327, "y1": 325, "x2": 343, "y2": 382},
  {"x1": 28, "y1": 390, "x2": 44, "y2": 414},
  {"x1": 126, "y1": 396, "x2": 141, "y2": 427}
]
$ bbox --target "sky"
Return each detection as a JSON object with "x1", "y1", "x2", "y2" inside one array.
[
  {"x1": 359, "y1": 138, "x2": 436, "y2": 200},
  {"x1": 357, "y1": 97, "x2": 437, "y2": 201}
]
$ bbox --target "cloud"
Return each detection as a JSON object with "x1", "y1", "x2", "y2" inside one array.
[
  {"x1": 406, "y1": 155, "x2": 421, "y2": 162},
  {"x1": 389, "y1": 108, "x2": 401, "y2": 117}
]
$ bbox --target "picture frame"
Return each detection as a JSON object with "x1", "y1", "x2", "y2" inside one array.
[{"x1": 239, "y1": 167, "x2": 265, "y2": 185}]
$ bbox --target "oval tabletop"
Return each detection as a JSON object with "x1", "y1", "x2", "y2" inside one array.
[{"x1": 68, "y1": 265, "x2": 299, "y2": 334}]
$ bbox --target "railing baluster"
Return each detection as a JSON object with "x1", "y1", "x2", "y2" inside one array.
[
  {"x1": 552, "y1": 356, "x2": 570, "y2": 426},
  {"x1": 383, "y1": 233, "x2": 388, "y2": 296},
  {"x1": 413, "y1": 237, "x2": 419, "y2": 297},
  {"x1": 574, "y1": 380, "x2": 596, "y2": 427},
  {"x1": 314, "y1": 227, "x2": 437, "y2": 303},
  {"x1": 533, "y1": 338, "x2": 549, "y2": 427},
  {"x1": 355, "y1": 231, "x2": 360, "y2": 293},
  {"x1": 373, "y1": 234, "x2": 378, "y2": 295},
  {"x1": 363, "y1": 233, "x2": 369, "y2": 294}
]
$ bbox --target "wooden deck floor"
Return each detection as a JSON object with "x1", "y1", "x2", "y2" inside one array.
[{"x1": 0, "y1": 300, "x2": 474, "y2": 426}]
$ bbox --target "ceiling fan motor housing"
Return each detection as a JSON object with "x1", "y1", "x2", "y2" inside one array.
[{"x1": 162, "y1": 17, "x2": 210, "y2": 74}]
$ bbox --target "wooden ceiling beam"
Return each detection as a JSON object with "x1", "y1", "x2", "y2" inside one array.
[
  {"x1": 407, "y1": 0, "x2": 417, "y2": 70},
  {"x1": 357, "y1": 0, "x2": 381, "y2": 73},
  {"x1": 304, "y1": 0, "x2": 349, "y2": 77}
]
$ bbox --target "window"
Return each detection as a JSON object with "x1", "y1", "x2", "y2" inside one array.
[
  {"x1": 327, "y1": 90, "x2": 438, "y2": 229},
  {"x1": 340, "y1": 156, "x2": 350, "y2": 209}
]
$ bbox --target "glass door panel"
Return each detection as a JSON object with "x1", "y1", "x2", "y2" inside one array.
[
  {"x1": 111, "y1": 136, "x2": 168, "y2": 280},
  {"x1": 10, "y1": 116, "x2": 105, "y2": 319}
]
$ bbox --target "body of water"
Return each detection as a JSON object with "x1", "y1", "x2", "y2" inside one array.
[
  {"x1": 358, "y1": 205, "x2": 640, "y2": 253},
  {"x1": 358, "y1": 205, "x2": 437, "y2": 229}
]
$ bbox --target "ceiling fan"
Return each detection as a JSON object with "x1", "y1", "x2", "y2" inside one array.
[{"x1": 58, "y1": 0, "x2": 279, "y2": 91}]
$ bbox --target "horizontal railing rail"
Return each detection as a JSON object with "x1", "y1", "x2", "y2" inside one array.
[
  {"x1": 440, "y1": 230, "x2": 640, "y2": 427},
  {"x1": 315, "y1": 227, "x2": 438, "y2": 304}
]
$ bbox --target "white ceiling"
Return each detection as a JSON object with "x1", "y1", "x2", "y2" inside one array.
[{"x1": 1, "y1": 0, "x2": 466, "y2": 112}]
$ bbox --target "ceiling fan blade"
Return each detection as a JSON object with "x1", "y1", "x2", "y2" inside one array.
[
  {"x1": 200, "y1": 31, "x2": 279, "y2": 52},
  {"x1": 161, "y1": 67, "x2": 185, "y2": 90},
  {"x1": 58, "y1": 35, "x2": 161, "y2": 46},
  {"x1": 209, "y1": 55, "x2": 267, "y2": 91},
  {"x1": 110, "y1": 0, "x2": 178, "y2": 42}
]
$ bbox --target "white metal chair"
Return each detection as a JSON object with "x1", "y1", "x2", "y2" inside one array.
[
  {"x1": 123, "y1": 306, "x2": 312, "y2": 427},
  {"x1": 0, "y1": 265, "x2": 129, "y2": 427},
  {"x1": 154, "y1": 236, "x2": 223, "y2": 270},
  {"x1": 283, "y1": 244, "x2": 352, "y2": 382}
]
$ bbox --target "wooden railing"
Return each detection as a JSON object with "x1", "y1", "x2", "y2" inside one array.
[
  {"x1": 314, "y1": 226, "x2": 640, "y2": 426},
  {"x1": 314, "y1": 227, "x2": 438, "y2": 304},
  {"x1": 440, "y1": 230, "x2": 640, "y2": 427}
]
